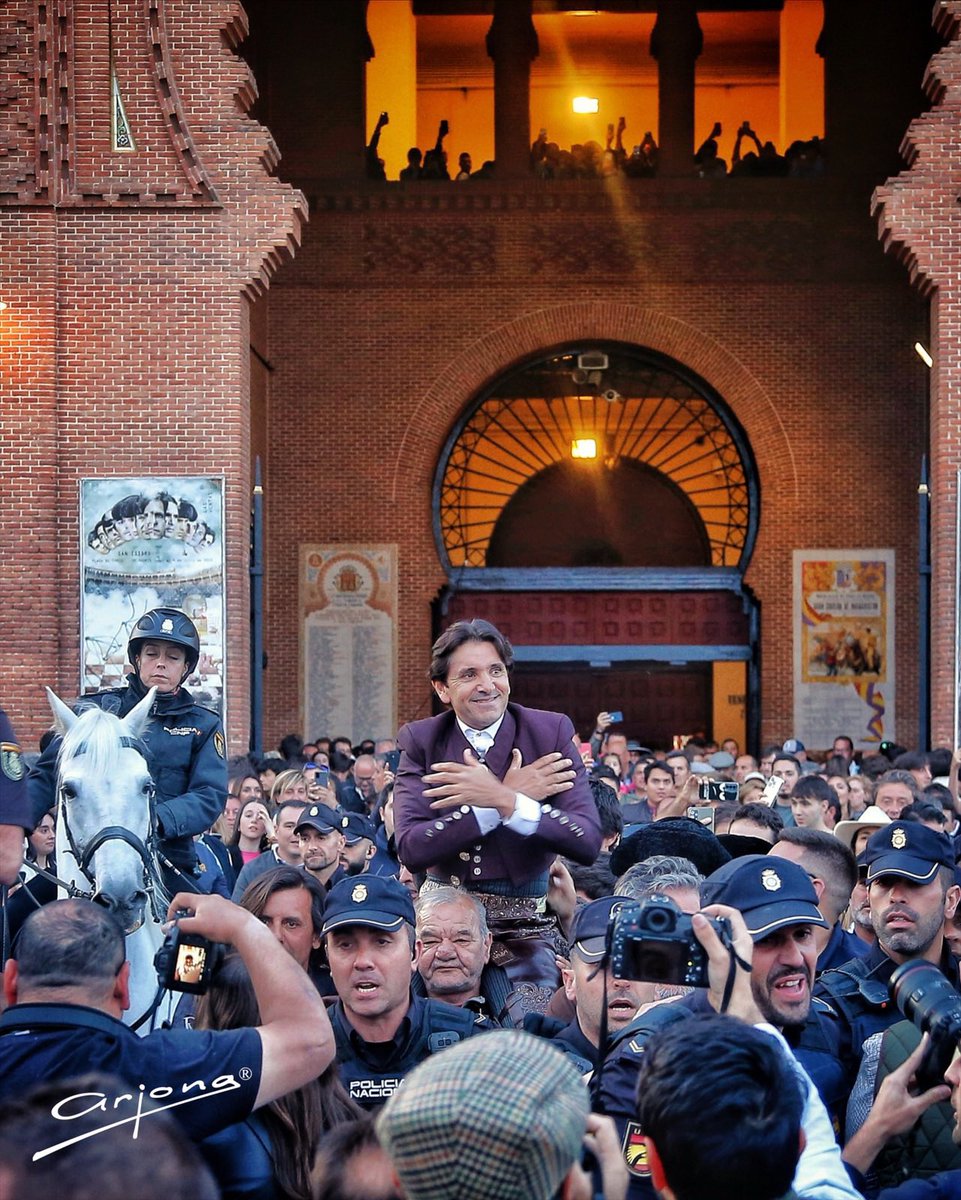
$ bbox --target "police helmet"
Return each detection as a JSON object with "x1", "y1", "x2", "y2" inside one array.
[{"x1": 127, "y1": 608, "x2": 201, "y2": 675}]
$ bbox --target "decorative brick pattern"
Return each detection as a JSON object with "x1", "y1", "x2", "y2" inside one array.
[{"x1": 0, "y1": 0, "x2": 305, "y2": 753}]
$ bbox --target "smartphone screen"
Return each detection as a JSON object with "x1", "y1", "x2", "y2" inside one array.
[{"x1": 608, "y1": 711, "x2": 624, "y2": 723}]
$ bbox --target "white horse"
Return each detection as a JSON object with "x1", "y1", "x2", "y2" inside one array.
[{"x1": 46, "y1": 686, "x2": 174, "y2": 1033}]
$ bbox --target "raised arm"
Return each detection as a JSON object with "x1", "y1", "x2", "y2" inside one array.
[{"x1": 167, "y1": 891, "x2": 335, "y2": 1108}]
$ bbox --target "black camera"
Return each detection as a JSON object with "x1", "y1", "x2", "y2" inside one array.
[
  {"x1": 154, "y1": 911, "x2": 224, "y2": 995},
  {"x1": 610, "y1": 896, "x2": 731, "y2": 988},
  {"x1": 890, "y1": 960, "x2": 961, "y2": 1092}
]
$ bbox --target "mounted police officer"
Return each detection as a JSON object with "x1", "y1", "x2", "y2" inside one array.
[{"x1": 28, "y1": 607, "x2": 226, "y2": 891}]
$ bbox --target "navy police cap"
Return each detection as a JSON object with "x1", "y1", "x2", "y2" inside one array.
[
  {"x1": 700, "y1": 854, "x2": 828, "y2": 941},
  {"x1": 863, "y1": 821, "x2": 955, "y2": 885},
  {"x1": 322, "y1": 874, "x2": 415, "y2": 936},
  {"x1": 569, "y1": 895, "x2": 634, "y2": 963},
  {"x1": 342, "y1": 812, "x2": 377, "y2": 844},
  {"x1": 295, "y1": 805, "x2": 345, "y2": 836}
]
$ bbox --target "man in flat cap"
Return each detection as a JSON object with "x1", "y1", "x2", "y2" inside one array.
[
  {"x1": 816, "y1": 821, "x2": 961, "y2": 1093},
  {"x1": 376, "y1": 1031, "x2": 625, "y2": 1200}
]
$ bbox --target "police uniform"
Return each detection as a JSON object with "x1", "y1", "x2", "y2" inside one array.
[
  {"x1": 591, "y1": 855, "x2": 843, "y2": 1198},
  {"x1": 0, "y1": 705, "x2": 31, "y2": 835},
  {"x1": 0, "y1": 1003, "x2": 260, "y2": 1142},
  {"x1": 322, "y1": 874, "x2": 484, "y2": 1110},
  {"x1": 29, "y1": 670, "x2": 225, "y2": 879},
  {"x1": 815, "y1": 821, "x2": 961, "y2": 1099},
  {"x1": 331, "y1": 990, "x2": 480, "y2": 1110}
]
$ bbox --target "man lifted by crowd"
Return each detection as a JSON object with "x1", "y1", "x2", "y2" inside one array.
[{"x1": 394, "y1": 619, "x2": 601, "y2": 1021}]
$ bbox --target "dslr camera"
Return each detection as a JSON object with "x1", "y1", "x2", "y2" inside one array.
[
  {"x1": 611, "y1": 896, "x2": 731, "y2": 988},
  {"x1": 890, "y1": 960, "x2": 961, "y2": 1091},
  {"x1": 154, "y1": 910, "x2": 224, "y2": 995}
]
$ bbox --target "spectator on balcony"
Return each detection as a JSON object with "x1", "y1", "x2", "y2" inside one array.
[
  {"x1": 399, "y1": 147, "x2": 422, "y2": 182},
  {"x1": 365, "y1": 111, "x2": 389, "y2": 182},
  {"x1": 695, "y1": 121, "x2": 728, "y2": 178}
]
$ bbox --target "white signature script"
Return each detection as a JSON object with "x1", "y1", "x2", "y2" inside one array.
[{"x1": 34, "y1": 1071, "x2": 249, "y2": 1161}]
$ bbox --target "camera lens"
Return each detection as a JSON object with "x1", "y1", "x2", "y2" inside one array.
[{"x1": 891, "y1": 960, "x2": 961, "y2": 1032}]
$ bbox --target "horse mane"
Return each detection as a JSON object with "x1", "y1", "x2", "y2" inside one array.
[{"x1": 58, "y1": 705, "x2": 146, "y2": 784}]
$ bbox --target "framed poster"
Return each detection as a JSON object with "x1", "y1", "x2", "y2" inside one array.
[
  {"x1": 80, "y1": 477, "x2": 225, "y2": 716},
  {"x1": 300, "y1": 546, "x2": 397, "y2": 744},
  {"x1": 792, "y1": 550, "x2": 894, "y2": 751}
]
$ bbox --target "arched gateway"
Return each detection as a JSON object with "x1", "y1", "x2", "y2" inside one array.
[{"x1": 432, "y1": 343, "x2": 760, "y2": 751}]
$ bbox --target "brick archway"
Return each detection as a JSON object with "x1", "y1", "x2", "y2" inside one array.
[{"x1": 392, "y1": 302, "x2": 795, "y2": 510}]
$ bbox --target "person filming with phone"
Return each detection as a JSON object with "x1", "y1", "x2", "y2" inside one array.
[{"x1": 0, "y1": 893, "x2": 335, "y2": 1142}]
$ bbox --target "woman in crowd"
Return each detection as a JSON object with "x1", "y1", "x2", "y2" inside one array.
[
  {"x1": 194, "y1": 954, "x2": 360, "y2": 1200},
  {"x1": 228, "y1": 797, "x2": 274, "y2": 873}
]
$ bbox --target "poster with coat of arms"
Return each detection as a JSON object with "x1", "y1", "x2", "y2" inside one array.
[
  {"x1": 80, "y1": 477, "x2": 225, "y2": 716},
  {"x1": 792, "y1": 550, "x2": 894, "y2": 751},
  {"x1": 300, "y1": 546, "x2": 397, "y2": 743}
]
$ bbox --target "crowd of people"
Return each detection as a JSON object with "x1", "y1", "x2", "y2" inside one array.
[
  {"x1": 1, "y1": 610, "x2": 961, "y2": 1199},
  {"x1": 365, "y1": 112, "x2": 826, "y2": 183}
]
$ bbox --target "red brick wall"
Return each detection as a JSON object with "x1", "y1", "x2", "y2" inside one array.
[
  {"x1": 262, "y1": 183, "x2": 926, "y2": 748},
  {"x1": 875, "y1": 1, "x2": 961, "y2": 746},
  {"x1": 0, "y1": 0, "x2": 305, "y2": 752},
  {"x1": 0, "y1": 0, "x2": 950, "y2": 759}
]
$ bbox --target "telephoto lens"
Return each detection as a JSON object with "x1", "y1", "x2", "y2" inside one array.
[{"x1": 890, "y1": 960, "x2": 961, "y2": 1092}]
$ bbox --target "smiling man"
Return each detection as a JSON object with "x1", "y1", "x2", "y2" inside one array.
[
  {"x1": 393, "y1": 619, "x2": 601, "y2": 1020},
  {"x1": 323, "y1": 875, "x2": 481, "y2": 1109}
]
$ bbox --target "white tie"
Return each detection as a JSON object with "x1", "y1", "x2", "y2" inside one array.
[{"x1": 469, "y1": 729, "x2": 494, "y2": 761}]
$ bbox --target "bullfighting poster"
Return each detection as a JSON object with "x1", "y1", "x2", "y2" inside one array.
[
  {"x1": 80, "y1": 477, "x2": 225, "y2": 716},
  {"x1": 300, "y1": 546, "x2": 397, "y2": 744},
  {"x1": 792, "y1": 550, "x2": 894, "y2": 752}
]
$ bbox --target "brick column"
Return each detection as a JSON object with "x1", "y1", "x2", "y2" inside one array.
[
  {"x1": 650, "y1": 0, "x2": 702, "y2": 177},
  {"x1": 486, "y1": 0, "x2": 539, "y2": 179}
]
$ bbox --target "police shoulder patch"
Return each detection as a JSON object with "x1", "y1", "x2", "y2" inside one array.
[
  {"x1": 213, "y1": 731, "x2": 226, "y2": 759},
  {"x1": 0, "y1": 741, "x2": 24, "y2": 782},
  {"x1": 622, "y1": 1121, "x2": 651, "y2": 1177}
]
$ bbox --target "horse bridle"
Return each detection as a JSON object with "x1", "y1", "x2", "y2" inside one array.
[{"x1": 56, "y1": 734, "x2": 170, "y2": 927}]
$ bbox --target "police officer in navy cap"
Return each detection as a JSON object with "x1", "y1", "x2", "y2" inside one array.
[
  {"x1": 544, "y1": 895, "x2": 649, "y2": 1069},
  {"x1": 816, "y1": 820, "x2": 961, "y2": 1094},
  {"x1": 295, "y1": 805, "x2": 348, "y2": 891},
  {"x1": 0, "y1": 706, "x2": 31, "y2": 885},
  {"x1": 28, "y1": 608, "x2": 226, "y2": 889},
  {"x1": 593, "y1": 854, "x2": 848, "y2": 1197},
  {"x1": 341, "y1": 812, "x2": 396, "y2": 878},
  {"x1": 323, "y1": 874, "x2": 484, "y2": 1110}
]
